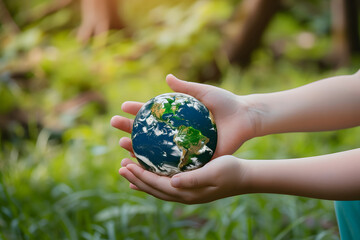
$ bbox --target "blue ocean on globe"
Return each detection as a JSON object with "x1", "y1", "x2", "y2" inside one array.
[{"x1": 131, "y1": 93, "x2": 217, "y2": 176}]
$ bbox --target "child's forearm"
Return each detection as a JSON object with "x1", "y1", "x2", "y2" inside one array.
[
  {"x1": 248, "y1": 71, "x2": 360, "y2": 136},
  {"x1": 244, "y1": 148, "x2": 360, "y2": 200}
]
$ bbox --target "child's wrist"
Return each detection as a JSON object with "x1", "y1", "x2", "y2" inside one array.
[
  {"x1": 241, "y1": 94, "x2": 268, "y2": 138},
  {"x1": 242, "y1": 159, "x2": 273, "y2": 195},
  {"x1": 233, "y1": 158, "x2": 256, "y2": 195}
]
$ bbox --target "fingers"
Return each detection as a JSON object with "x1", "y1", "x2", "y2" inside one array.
[
  {"x1": 76, "y1": 25, "x2": 92, "y2": 43},
  {"x1": 121, "y1": 158, "x2": 139, "y2": 167},
  {"x1": 110, "y1": 116, "x2": 134, "y2": 133},
  {"x1": 126, "y1": 164, "x2": 176, "y2": 194},
  {"x1": 166, "y1": 74, "x2": 211, "y2": 100},
  {"x1": 111, "y1": 102, "x2": 143, "y2": 155},
  {"x1": 119, "y1": 164, "x2": 178, "y2": 202},
  {"x1": 119, "y1": 159, "x2": 220, "y2": 204},
  {"x1": 121, "y1": 101, "x2": 143, "y2": 115},
  {"x1": 170, "y1": 165, "x2": 216, "y2": 189},
  {"x1": 129, "y1": 183, "x2": 140, "y2": 191},
  {"x1": 119, "y1": 137, "x2": 135, "y2": 157},
  {"x1": 110, "y1": 101, "x2": 143, "y2": 131}
]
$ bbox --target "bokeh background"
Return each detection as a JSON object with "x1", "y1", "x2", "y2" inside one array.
[{"x1": 1, "y1": 0, "x2": 360, "y2": 239}]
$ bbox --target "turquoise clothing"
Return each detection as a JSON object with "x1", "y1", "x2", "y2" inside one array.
[{"x1": 335, "y1": 201, "x2": 360, "y2": 239}]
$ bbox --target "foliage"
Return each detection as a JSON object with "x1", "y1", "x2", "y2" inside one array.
[{"x1": 1, "y1": 0, "x2": 359, "y2": 239}]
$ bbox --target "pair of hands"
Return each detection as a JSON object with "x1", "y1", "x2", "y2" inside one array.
[{"x1": 110, "y1": 74, "x2": 257, "y2": 204}]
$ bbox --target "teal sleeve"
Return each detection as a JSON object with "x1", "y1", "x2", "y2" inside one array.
[{"x1": 335, "y1": 201, "x2": 360, "y2": 240}]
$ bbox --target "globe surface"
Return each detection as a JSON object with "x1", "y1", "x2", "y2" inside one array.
[{"x1": 131, "y1": 93, "x2": 217, "y2": 176}]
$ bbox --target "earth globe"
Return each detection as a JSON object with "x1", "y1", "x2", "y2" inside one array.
[{"x1": 131, "y1": 93, "x2": 217, "y2": 176}]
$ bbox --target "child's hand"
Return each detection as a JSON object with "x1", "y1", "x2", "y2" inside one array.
[
  {"x1": 119, "y1": 155, "x2": 249, "y2": 204},
  {"x1": 110, "y1": 74, "x2": 258, "y2": 158},
  {"x1": 112, "y1": 72, "x2": 360, "y2": 202}
]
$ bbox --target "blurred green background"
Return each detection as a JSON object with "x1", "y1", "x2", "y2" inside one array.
[{"x1": 1, "y1": 0, "x2": 359, "y2": 239}]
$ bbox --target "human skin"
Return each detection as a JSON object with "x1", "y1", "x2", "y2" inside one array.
[
  {"x1": 77, "y1": 0, "x2": 124, "y2": 42},
  {"x1": 111, "y1": 72, "x2": 360, "y2": 204}
]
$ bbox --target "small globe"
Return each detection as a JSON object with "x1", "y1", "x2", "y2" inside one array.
[{"x1": 131, "y1": 93, "x2": 217, "y2": 176}]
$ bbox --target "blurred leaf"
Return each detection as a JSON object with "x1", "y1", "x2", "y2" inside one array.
[{"x1": 95, "y1": 204, "x2": 156, "y2": 222}]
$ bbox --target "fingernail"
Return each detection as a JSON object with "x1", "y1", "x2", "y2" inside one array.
[
  {"x1": 110, "y1": 116, "x2": 117, "y2": 125},
  {"x1": 167, "y1": 74, "x2": 183, "y2": 81},
  {"x1": 171, "y1": 176, "x2": 180, "y2": 188},
  {"x1": 121, "y1": 103, "x2": 126, "y2": 111},
  {"x1": 119, "y1": 137, "x2": 126, "y2": 145}
]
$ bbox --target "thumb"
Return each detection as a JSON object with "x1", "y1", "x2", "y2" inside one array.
[
  {"x1": 166, "y1": 74, "x2": 210, "y2": 100},
  {"x1": 170, "y1": 168, "x2": 215, "y2": 189}
]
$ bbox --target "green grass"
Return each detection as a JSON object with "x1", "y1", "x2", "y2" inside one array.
[{"x1": 1, "y1": 0, "x2": 359, "y2": 239}]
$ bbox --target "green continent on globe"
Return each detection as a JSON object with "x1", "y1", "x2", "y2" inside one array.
[
  {"x1": 151, "y1": 98, "x2": 182, "y2": 121},
  {"x1": 149, "y1": 96, "x2": 211, "y2": 170},
  {"x1": 174, "y1": 125, "x2": 210, "y2": 169}
]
